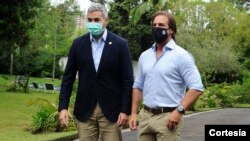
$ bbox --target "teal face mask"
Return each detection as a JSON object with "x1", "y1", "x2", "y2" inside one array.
[{"x1": 87, "y1": 22, "x2": 103, "y2": 36}]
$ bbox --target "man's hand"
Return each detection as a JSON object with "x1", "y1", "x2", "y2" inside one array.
[
  {"x1": 129, "y1": 114, "x2": 138, "y2": 131},
  {"x1": 59, "y1": 109, "x2": 69, "y2": 127},
  {"x1": 167, "y1": 110, "x2": 182, "y2": 130},
  {"x1": 116, "y1": 113, "x2": 128, "y2": 126}
]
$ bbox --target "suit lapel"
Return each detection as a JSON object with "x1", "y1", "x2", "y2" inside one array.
[
  {"x1": 97, "y1": 32, "x2": 113, "y2": 74},
  {"x1": 85, "y1": 34, "x2": 96, "y2": 73}
]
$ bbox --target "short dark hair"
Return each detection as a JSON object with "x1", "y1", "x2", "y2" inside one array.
[{"x1": 151, "y1": 11, "x2": 177, "y2": 41}]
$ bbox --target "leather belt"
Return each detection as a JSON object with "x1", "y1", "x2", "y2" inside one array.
[{"x1": 144, "y1": 105, "x2": 176, "y2": 115}]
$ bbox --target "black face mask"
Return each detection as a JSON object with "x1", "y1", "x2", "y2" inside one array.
[{"x1": 152, "y1": 27, "x2": 168, "y2": 44}]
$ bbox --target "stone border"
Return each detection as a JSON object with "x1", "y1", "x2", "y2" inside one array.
[{"x1": 49, "y1": 133, "x2": 78, "y2": 141}]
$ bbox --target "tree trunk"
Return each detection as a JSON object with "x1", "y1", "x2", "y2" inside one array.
[
  {"x1": 52, "y1": 27, "x2": 57, "y2": 81},
  {"x1": 52, "y1": 54, "x2": 56, "y2": 80},
  {"x1": 10, "y1": 52, "x2": 13, "y2": 76}
]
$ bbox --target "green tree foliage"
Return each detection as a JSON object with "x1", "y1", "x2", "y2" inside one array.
[
  {"x1": 29, "y1": 0, "x2": 79, "y2": 78},
  {"x1": 35, "y1": 0, "x2": 81, "y2": 79},
  {"x1": 0, "y1": 0, "x2": 44, "y2": 75},
  {"x1": 173, "y1": 1, "x2": 243, "y2": 84},
  {"x1": 129, "y1": 0, "x2": 170, "y2": 26},
  {"x1": 108, "y1": 0, "x2": 154, "y2": 59},
  {"x1": 90, "y1": 0, "x2": 107, "y2": 4},
  {"x1": 125, "y1": 0, "x2": 249, "y2": 84},
  {"x1": 230, "y1": 13, "x2": 250, "y2": 70},
  {"x1": 0, "y1": 0, "x2": 83, "y2": 77}
]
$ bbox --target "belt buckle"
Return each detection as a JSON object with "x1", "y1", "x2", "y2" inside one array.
[
  {"x1": 150, "y1": 108, "x2": 156, "y2": 114},
  {"x1": 153, "y1": 108, "x2": 163, "y2": 114},
  {"x1": 149, "y1": 108, "x2": 152, "y2": 113}
]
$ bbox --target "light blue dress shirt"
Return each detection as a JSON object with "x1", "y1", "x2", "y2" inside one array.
[
  {"x1": 133, "y1": 39, "x2": 204, "y2": 108},
  {"x1": 90, "y1": 29, "x2": 107, "y2": 72}
]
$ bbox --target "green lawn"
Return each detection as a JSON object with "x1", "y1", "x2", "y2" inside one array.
[
  {"x1": 1, "y1": 74, "x2": 249, "y2": 141},
  {"x1": 0, "y1": 75, "x2": 77, "y2": 141}
]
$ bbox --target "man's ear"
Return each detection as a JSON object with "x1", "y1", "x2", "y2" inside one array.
[
  {"x1": 169, "y1": 29, "x2": 174, "y2": 34},
  {"x1": 103, "y1": 18, "x2": 108, "y2": 27},
  {"x1": 105, "y1": 18, "x2": 108, "y2": 24}
]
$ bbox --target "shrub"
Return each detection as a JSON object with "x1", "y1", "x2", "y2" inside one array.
[
  {"x1": 227, "y1": 77, "x2": 250, "y2": 103},
  {"x1": 6, "y1": 80, "x2": 16, "y2": 92},
  {"x1": 31, "y1": 106, "x2": 58, "y2": 133},
  {"x1": 27, "y1": 98, "x2": 75, "y2": 134},
  {"x1": 194, "y1": 83, "x2": 236, "y2": 109}
]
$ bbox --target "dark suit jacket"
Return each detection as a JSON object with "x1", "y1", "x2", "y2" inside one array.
[{"x1": 58, "y1": 31, "x2": 134, "y2": 123}]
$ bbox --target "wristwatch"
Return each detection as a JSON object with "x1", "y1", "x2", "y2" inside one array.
[{"x1": 177, "y1": 105, "x2": 185, "y2": 114}]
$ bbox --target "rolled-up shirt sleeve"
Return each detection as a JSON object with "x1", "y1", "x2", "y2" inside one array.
[
  {"x1": 178, "y1": 52, "x2": 204, "y2": 92},
  {"x1": 133, "y1": 55, "x2": 144, "y2": 91}
]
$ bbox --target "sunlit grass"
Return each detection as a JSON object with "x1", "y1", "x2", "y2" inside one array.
[
  {"x1": 233, "y1": 103, "x2": 250, "y2": 108},
  {"x1": 0, "y1": 74, "x2": 77, "y2": 141}
]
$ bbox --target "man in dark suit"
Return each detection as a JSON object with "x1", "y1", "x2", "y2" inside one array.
[{"x1": 58, "y1": 3, "x2": 134, "y2": 141}]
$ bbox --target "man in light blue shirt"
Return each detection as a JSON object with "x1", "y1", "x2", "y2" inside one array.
[{"x1": 129, "y1": 11, "x2": 204, "y2": 141}]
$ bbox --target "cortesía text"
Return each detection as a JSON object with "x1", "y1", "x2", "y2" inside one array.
[{"x1": 205, "y1": 125, "x2": 250, "y2": 140}]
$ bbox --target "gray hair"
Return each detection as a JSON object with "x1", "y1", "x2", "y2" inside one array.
[{"x1": 87, "y1": 3, "x2": 108, "y2": 19}]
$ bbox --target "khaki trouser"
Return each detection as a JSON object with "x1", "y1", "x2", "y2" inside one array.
[
  {"x1": 138, "y1": 109, "x2": 183, "y2": 141},
  {"x1": 75, "y1": 103, "x2": 122, "y2": 141}
]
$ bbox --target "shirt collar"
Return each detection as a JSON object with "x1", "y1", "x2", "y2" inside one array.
[
  {"x1": 89, "y1": 28, "x2": 108, "y2": 42},
  {"x1": 151, "y1": 39, "x2": 176, "y2": 52}
]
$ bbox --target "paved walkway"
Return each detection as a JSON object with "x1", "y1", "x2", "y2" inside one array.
[{"x1": 74, "y1": 108, "x2": 250, "y2": 141}]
